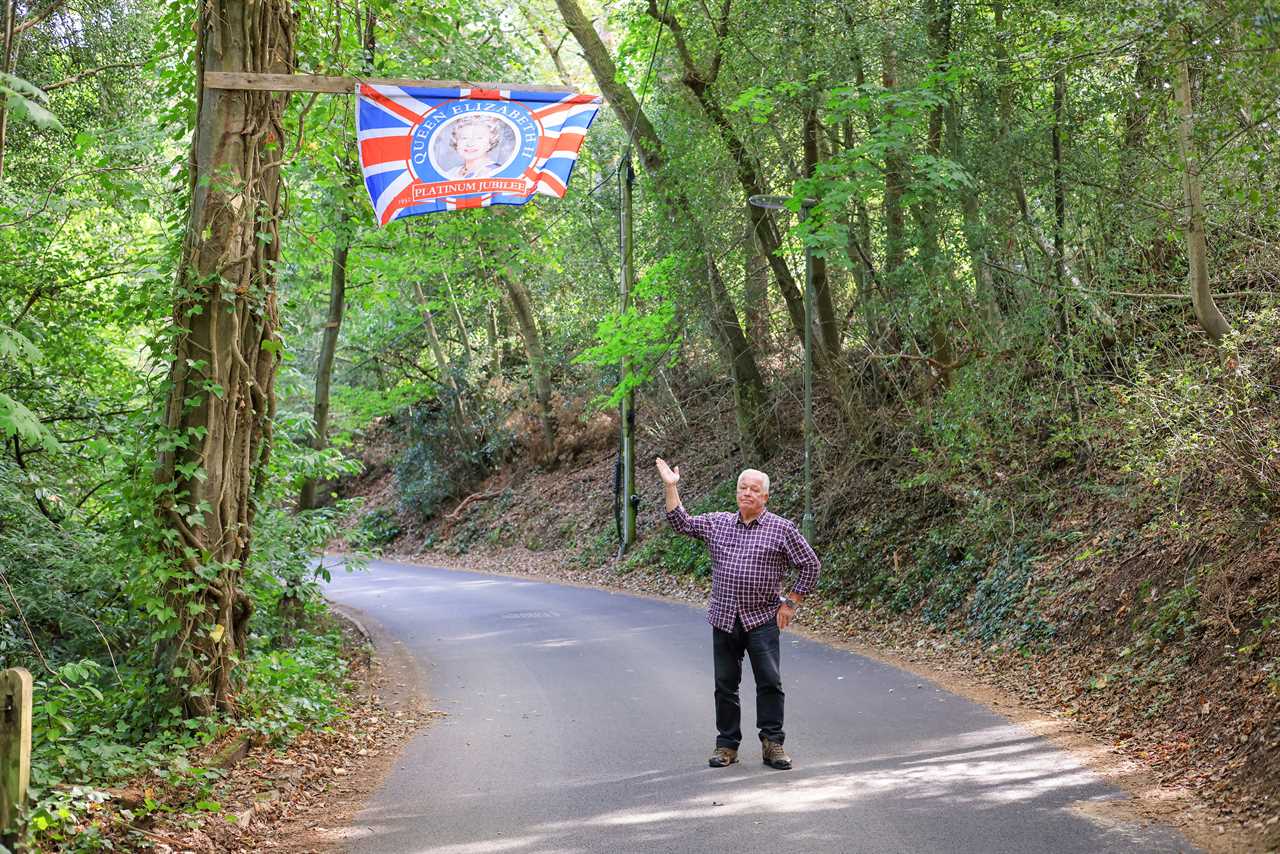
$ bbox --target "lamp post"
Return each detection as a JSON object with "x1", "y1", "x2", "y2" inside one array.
[
  {"x1": 748, "y1": 194, "x2": 816, "y2": 543},
  {"x1": 619, "y1": 153, "x2": 637, "y2": 555}
]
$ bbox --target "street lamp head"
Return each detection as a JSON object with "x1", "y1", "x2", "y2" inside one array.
[
  {"x1": 748, "y1": 194, "x2": 789, "y2": 211},
  {"x1": 748, "y1": 194, "x2": 818, "y2": 211}
]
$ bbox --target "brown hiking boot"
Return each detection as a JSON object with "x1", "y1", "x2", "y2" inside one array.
[
  {"x1": 708, "y1": 746, "x2": 739, "y2": 767},
  {"x1": 761, "y1": 738, "x2": 792, "y2": 770}
]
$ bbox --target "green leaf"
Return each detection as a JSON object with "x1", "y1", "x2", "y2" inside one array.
[{"x1": 0, "y1": 71, "x2": 64, "y2": 131}]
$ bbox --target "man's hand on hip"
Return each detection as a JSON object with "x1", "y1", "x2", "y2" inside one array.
[{"x1": 777, "y1": 600, "x2": 796, "y2": 630}]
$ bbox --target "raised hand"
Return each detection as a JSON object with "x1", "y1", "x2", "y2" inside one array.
[{"x1": 655, "y1": 457, "x2": 681, "y2": 486}]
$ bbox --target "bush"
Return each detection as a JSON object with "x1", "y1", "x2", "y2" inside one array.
[
  {"x1": 966, "y1": 547, "x2": 1054, "y2": 645},
  {"x1": 626, "y1": 529, "x2": 713, "y2": 577},
  {"x1": 239, "y1": 623, "x2": 349, "y2": 743},
  {"x1": 396, "y1": 395, "x2": 513, "y2": 520},
  {"x1": 354, "y1": 507, "x2": 402, "y2": 547}
]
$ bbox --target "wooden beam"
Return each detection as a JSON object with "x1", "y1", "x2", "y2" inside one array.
[{"x1": 204, "y1": 71, "x2": 583, "y2": 96}]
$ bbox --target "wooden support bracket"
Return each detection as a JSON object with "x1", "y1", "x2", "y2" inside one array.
[
  {"x1": 0, "y1": 667, "x2": 32, "y2": 836},
  {"x1": 203, "y1": 71, "x2": 579, "y2": 95}
]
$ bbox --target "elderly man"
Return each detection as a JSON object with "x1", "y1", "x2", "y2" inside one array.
[{"x1": 655, "y1": 458, "x2": 820, "y2": 770}]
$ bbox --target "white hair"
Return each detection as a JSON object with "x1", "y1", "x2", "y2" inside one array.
[{"x1": 738, "y1": 468, "x2": 770, "y2": 494}]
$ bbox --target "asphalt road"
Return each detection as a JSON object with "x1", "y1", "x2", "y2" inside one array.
[{"x1": 323, "y1": 558, "x2": 1196, "y2": 854}]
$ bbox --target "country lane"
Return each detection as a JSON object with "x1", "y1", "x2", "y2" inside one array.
[{"x1": 322, "y1": 558, "x2": 1196, "y2": 854}]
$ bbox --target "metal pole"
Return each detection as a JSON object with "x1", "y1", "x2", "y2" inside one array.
[
  {"x1": 747, "y1": 193, "x2": 816, "y2": 542},
  {"x1": 801, "y1": 201, "x2": 815, "y2": 543},
  {"x1": 619, "y1": 153, "x2": 637, "y2": 554}
]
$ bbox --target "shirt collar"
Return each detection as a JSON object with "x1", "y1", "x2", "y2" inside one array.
[{"x1": 736, "y1": 510, "x2": 767, "y2": 528}]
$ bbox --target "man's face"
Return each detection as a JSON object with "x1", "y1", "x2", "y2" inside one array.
[{"x1": 736, "y1": 472, "x2": 768, "y2": 516}]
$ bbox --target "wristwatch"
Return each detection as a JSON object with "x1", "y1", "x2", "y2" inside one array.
[{"x1": 779, "y1": 596, "x2": 798, "y2": 610}]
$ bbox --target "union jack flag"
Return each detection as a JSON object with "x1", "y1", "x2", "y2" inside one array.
[{"x1": 355, "y1": 83, "x2": 603, "y2": 225}]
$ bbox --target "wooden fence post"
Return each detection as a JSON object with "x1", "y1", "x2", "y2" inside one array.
[{"x1": 0, "y1": 667, "x2": 32, "y2": 836}]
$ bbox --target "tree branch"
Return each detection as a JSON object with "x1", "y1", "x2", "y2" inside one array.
[
  {"x1": 704, "y1": 0, "x2": 733, "y2": 84},
  {"x1": 645, "y1": 0, "x2": 703, "y2": 90},
  {"x1": 41, "y1": 60, "x2": 145, "y2": 91},
  {"x1": 14, "y1": 0, "x2": 67, "y2": 34}
]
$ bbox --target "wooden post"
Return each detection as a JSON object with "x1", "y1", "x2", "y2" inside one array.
[{"x1": 0, "y1": 667, "x2": 32, "y2": 835}]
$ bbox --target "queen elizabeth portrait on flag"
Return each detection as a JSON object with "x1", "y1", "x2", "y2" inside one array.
[{"x1": 441, "y1": 114, "x2": 510, "y2": 180}]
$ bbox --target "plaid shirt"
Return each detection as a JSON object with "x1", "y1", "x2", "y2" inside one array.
[{"x1": 666, "y1": 504, "x2": 821, "y2": 632}]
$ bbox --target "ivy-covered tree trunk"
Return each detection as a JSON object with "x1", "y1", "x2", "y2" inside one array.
[{"x1": 154, "y1": 0, "x2": 293, "y2": 716}]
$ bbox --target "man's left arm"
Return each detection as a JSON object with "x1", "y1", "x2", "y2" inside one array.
[{"x1": 777, "y1": 524, "x2": 821, "y2": 629}]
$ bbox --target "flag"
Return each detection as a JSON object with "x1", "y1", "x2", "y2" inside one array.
[{"x1": 355, "y1": 83, "x2": 603, "y2": 225}]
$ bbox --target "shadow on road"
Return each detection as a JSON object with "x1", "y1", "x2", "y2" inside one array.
[{"x1": 341, "y1": 723, "x2": 1191, "y2": 854}]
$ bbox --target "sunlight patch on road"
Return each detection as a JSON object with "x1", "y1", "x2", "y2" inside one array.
[
  {"x1": 438, "y1": 629, "x2": 519, "y2": 642},
  {"x1": 399, "y1": 834, "x2": 563, "y2": 853},
  {"x1": 550, "y1": 726, "x2": 1098, "y2": 830},
  {"x1": 525, "y1": 638, "x2": 581, "y2": 648}
]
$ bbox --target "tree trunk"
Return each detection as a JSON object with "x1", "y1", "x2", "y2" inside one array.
[
  {"x1": 743, "y1": 204, "x2": 770, "y2": 347},
  {"x1": 880, "y1": 32, "x2": 907, "y2": 277},
  {"x1": 442, "y1": 271, "x2": 472, "y2": 366},
  {"x1": 919, "y1": 0, "x2": 955, "y2": 386},
  {"x1": 297, "y1": 219, "x2": 348, "y2": 511},
  {"x1": 838, "y1": 46, "x2": 886, "y2": 350},
  {"x1": 994, "y1": 2, "x2": 1116, "y2": 342},
  {"x1": 497, "y1": 265, "x2": 556, "y2": 456},
  {"x1": 802, "y1": 105, "x2": 839, "y2": 357},
  {"x1": 0, "y1": 0, "x2": 18, "y2": 181},
  {"x1": 412, "y1": 281, "x2": 469, "y2": 443},
  {"x1": 1122, "y1": 53, "x2": 1155, "y2": 161},
  {"x1": 1172, "y1": 26, "x2": 1231, "y2": 342},
  {"x1": 486, "y1": 300, "x2": 501, "y2": 378},
  {"x1": 945, "y1": 94, "x2": 1002, "y2": 338},
  {"x1": 298, "y1": 10, "x2": 372, "y2": 512},
  {"x1": 707, "y1": 252, "x2": 772, "y2": 463},
  {"x1": 554, "y1": 0, "x2": 773, "y2": 460},
  {"x1": 530, "y1": 17, "x2": 575, "y2": 88},
  {"x1": 154, "y1": 0, "x2": 294, "y2": 717},
  {"x1": 1051, "y1": 48, "x2": 1070, "y2": 339}
]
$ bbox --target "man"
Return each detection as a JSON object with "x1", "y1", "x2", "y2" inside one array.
[{"x1": 655, "y1": 457, "x2": 820, "y2": 771}]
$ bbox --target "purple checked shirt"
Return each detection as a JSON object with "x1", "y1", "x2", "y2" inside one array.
[{"x1": 666, "y1": 504, "x2": 821, "y2": 632}]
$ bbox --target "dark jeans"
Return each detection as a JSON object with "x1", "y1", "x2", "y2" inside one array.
[{"x1": 713, "y1": 616, "x2": 784, "y2": 749}]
